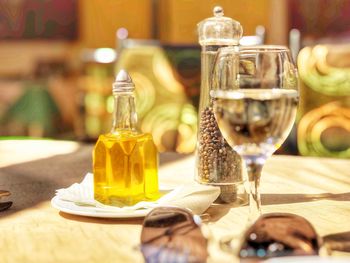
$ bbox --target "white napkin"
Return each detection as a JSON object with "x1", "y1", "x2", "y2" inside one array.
[{"x1": 56, "y1": 173, "x2": 220, "y2": 215}]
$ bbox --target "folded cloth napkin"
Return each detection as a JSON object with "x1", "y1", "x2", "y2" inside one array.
[{"x1": 56, "y1": 173, "x2": 220, "y2": 215}]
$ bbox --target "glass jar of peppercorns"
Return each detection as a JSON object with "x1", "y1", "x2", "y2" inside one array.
[{"x1": 195, "y1": 6, "x2": 248, "y2": 204}]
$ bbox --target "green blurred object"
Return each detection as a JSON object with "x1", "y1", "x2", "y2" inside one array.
[
  {"x1": 299, "y1": 45, "x2": 350, "y2": 97},
  {"x1": 1, "y1": 81, "x2": 60, "y2": 137},
  {"x1": 297, "y1": 45, "x2": 350, "y2": 158},
  {"x1": 115, "y1": 44, "x2": 198, "y2": 153}
]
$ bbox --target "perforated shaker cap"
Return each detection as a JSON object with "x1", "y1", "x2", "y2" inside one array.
[
  {"x1": 197, "y1": 6, "x2": 243, "y2": 46},
  {"x1": 113, "y1": 69, "x2": 135, "y2": 93}
]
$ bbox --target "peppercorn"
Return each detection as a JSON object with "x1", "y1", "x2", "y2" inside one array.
[{"x1": 197, "y1": 106, "x2": 243, "y2": 202}]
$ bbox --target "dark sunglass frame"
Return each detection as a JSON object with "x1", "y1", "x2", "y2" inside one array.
[{"x1": 0, "y1": 190, "x2": 12, "y2": 212}]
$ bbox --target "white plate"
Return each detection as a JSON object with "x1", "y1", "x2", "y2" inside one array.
[{"x1": 51, "y1": 196, "x2": 151, "y2": 218}]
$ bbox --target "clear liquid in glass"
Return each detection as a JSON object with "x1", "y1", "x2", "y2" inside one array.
[{"x1": 212, "y1": 89, "x2": 299, "y2": 158}]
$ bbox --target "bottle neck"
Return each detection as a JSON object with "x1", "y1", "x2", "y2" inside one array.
[{"x1": 111, "y1": 91, "x2": 138, "y2": 133}]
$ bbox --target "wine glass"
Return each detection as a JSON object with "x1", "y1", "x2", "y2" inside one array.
[{"x1": 211, "y1": 45, "x2": 299, "y2": 221}]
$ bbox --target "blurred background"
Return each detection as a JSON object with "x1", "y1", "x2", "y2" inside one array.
[{"x1": 0, "y1": 0, "x2": 349, "y2": 158}]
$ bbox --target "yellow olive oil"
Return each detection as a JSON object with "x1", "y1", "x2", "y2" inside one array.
[
  {"x1": 93, "y1": 70, "x2": 159, "y2": 206},
  {"x1": 93, "y1": 131, "x2": 158, "y2": 206}
]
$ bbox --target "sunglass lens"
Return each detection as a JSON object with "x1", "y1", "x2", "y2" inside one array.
[
  {"x1": 239, "y1": 213, "x2": 320, "y2": 261},
  {"x1": 141, "y1": 208, "x2": 208, "y2": 263}
]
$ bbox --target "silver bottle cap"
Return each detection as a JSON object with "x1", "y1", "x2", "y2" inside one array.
[{"x1": 113, "y1": 69, "x2": 135, "y2": 93}]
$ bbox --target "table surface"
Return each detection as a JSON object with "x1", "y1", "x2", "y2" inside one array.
[{"x1": 0, "y1": 140, "x2": 349, "y2": 263}]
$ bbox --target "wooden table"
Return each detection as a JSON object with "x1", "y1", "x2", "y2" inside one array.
[{"x1": 0, "y1": 140, "x2": 349, "y2": 263}]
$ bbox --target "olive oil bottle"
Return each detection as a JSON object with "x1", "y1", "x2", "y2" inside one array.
[{"x1": 93, "y1": 70, "x2": 159, "y2": 206}]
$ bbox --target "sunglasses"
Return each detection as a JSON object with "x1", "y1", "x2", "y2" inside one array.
[
  {"x1": 238, "y1": 213, "x2": 321, "y2": 261},
  {"x1": 0, "y1": 190, "x2": 12, "y2": 212},
  {"x1": 140, "y1": 207, "x2": 208, "y2": 263},
  {"x1": 140, "y1": 208, "x2": 349, "y2": 262}
]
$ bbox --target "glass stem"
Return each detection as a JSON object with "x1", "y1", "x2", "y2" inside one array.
[{"x1": 244, "y1": 158, "x2": 264, "y2": 223}]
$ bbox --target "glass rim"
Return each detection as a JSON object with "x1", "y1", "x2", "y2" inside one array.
[
  {"x1": 210, "y1": 89, "x2": 299, "y2": 100},
  {"x1": 219, "y1": 45, "x2": 291, "y2": 54}
]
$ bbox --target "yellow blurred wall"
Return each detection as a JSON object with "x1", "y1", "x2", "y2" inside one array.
[
  {"x1": 78, "y1": 0, "x2": 284, "y2": 47},
  {"x1": 78, "y1": 0, "x2": 153, "y2": 48},
  {"x1": 158, "y1": 0, "x2": 272, "y2": 44},
  {"x1": 0, "y1": 0, "x2": 288, "y2": 77}
]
